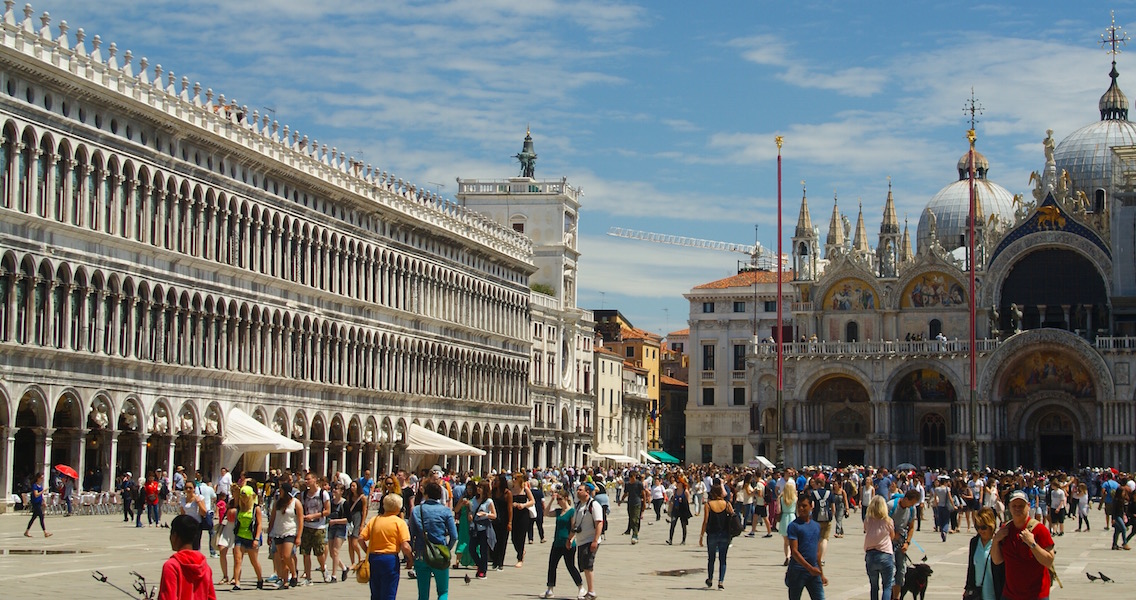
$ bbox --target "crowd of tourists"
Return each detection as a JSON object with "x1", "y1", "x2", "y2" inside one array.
[{"x1": 27, "y1": 459, "x2": 1135, "y2": 600}]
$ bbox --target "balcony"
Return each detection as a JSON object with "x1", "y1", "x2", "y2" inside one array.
[
  {"x1": 701, "y1": 370, "x2": 715, "y2": 381},
  {"x1": 751, "y1": 336, "x2": 1136, "y2": 358},
  {"x1": 731, "y1": 370, "x2": 746, "y2": 381}
]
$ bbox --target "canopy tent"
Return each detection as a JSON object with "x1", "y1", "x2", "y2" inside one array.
[
  {"x1": 221, "y1": 407, "x2": 303, "y2": 472},
  {"x1": 640, "y1": 450, "x2": 661, "y2": 464},
  {"x1": 404, "y1": 424, "x2": 485, "y2": 456},
  {"x1": 598, "y1": 454, "x2": 639, "y2": 464},
  {"x1": 648, "y1": 450, "x2": 681, "y2": 464},
  {"x1": 748, "y1": 455, "x2": 776, "y2": 470}
]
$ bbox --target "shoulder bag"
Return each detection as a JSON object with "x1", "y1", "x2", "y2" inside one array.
[
  {"x1": 417, "y1": 505, "x2": 451, "y2": 570},
  {"x1": 354, "y1": 514, "x2": 378, "y2": 584}
]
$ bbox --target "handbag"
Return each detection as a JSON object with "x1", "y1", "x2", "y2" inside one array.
[
  {"x1": 355, "y1": 515, "x2": 378, "y2": 583},
  {"x1": 527, "y1": 504, "x2": 537, "y2": 518},
  {"x1": 963, "y1": 544, "x2": 992, "y2": 599},
  {"x1": 417, "y1": 506, "x2": 451, "y2": 570}
]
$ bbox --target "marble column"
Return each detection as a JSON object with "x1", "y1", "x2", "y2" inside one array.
[
  {"x1": 2, "y1": 428, "x2": 12, "y2": 505},
  {"x1": 107, "y1": 432, "x2": 120, "y2": 489},
  {"x1": 76, "y1": 431, "x2": 87, "y2": 490},
  {"x1": 42, "y1": 429, "x2": 54, "y2": 485},
  {"x1": 167, "y1": 440, "x2": 176, "y2": 474}
]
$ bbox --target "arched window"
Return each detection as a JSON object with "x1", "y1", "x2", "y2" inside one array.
[
  {"x1": 920, "y1": 413, "x2": 946, "y2": 447},
  {"x1": 929, "y1": 319, "x2": 942, "y2": 338},
  {"x1": 845, "y1": 321, "x2": 859, "y2": 342}
]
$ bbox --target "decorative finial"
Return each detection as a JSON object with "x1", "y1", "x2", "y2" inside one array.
[
  {"x1": 801, "y1": 180, "x2": 806, "y2": 196},
  {"x1": 887, "y1": 175, "x2": 892, "y2": 191},
  {"x1": 963, "y1": 87, "x2": 983, "y2": 140},
  {"x1": 1102, "y1": 11, "x2": 1129, "y2": 62},
  {"x1": 775, "y1": 135, "x2": 784, "y2": 153}
]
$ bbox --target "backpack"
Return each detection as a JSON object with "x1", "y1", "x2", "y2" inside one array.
[
  {"x1": 764, "y1": 480, "x2": 775, "y2": 505},
  {"x1": 1023, "y1": 518, "x2": 1062, "y2": 589},
  {"x1": 812, "y1": 490, "x2": 832, "y2": 522},
  {"x1": 159, "y1": 480, "x2": 170, "y2": 501}
]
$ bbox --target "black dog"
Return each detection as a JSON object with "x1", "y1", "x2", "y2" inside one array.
[{"x1": 900, "y1": 563, "x2": 933, "y2": 600}]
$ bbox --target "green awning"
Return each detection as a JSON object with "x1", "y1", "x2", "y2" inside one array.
[{"x1": 648, "y1": 450, "x2": 681, "y2": 464}]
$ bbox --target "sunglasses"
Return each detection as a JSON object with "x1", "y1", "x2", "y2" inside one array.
[{"x1": 976, "y1": 525, "x2": 992, "y2": 531}]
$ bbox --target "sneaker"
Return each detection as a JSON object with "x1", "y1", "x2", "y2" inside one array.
[
  {"x1": 341, "y1": 568, "x2": 348, "y2": 582},
  {"x1": 762, "y1": 533, "x2": 773, "y2": 538},
  {"x1": 631, "y1": 537, "x2": 638, "y2": 545},
  {"x1": 274, "y1": 580, "x2": 287, "y2": 590},
  {"x1": 705, "y1": 578, "x2": 712, "y2": 588},
  {"x1": 289, "y1": 577, "x2": 298, "y2": 588},
  {"x1": 577, "y1": 585, "x2": 588, "y2": 599},
  {"x1": 584, "y1": 593, "x2": 597, "y2": 600},
  {"x1": 476, "y1": 572, "x2": 487, "y2": 579},
  {"x1": 541, "y1": 589, "x2": 555, "y2": 599},
  {"x1": 231, "y1": 584, "x2": 241, "y2": 591},
  {"x1": 298, "y1": 578, "x2": 311, "y2": 587},
  {"x1": 323, "y1": 570, "x2": 333, "y2": 583},
  {"x1": 745, "y1": 532, "x2": 755, "y2": 537},
  {"x1": 266, "y1": 575, "x2": 280, "y2": 584}
]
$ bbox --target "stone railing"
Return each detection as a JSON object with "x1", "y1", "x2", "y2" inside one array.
[
  {"x1": 457, "y1": 177, "x2": 581, "y2": 203},
  {"x1": 0, "y1": 2, "x2": 532, "y2": 263},
  {"x1": 623, "y1": 382, "x2": 648, "y2": 397},
  {"x1": 753, "y1": 336, "x2": 1136, "y2": 357},
  {"x1": 530, "y1": 291, "x2": 560, "y2": 311}
]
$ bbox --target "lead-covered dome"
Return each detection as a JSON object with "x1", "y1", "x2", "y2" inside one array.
[
  {"x1": 917, "y1": 150, "x2": 1016, "y2": 253},
  {"x1": 1054, "y1": 61, "x2": 1136, "y2": 196}
]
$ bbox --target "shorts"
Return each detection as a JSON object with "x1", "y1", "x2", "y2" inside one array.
[
  {"x1": 576, "y1": 544, "x2": 598, "y2": 571},
  {"x1": 965, "y1": 499, "x2": 979, "y2": 511},
  {"x1": 273, "y1": 535, "x2": 296, "y2": 546},
  {"x1": 348, "y1": 514, "x2": 363, "y2": 538},
  {"x1": 300, "y1": 527, "x2": 327, "y2": 555},
  {"x1": 329, "y1": 525, "x2": 347, "y2": 540},
  {"x1": 1049, "y1": 508, "x2": 1066, "y2": 523},
  {"x1": 894, "y1": 535, "x2": 908, "y2": 587},
  {"x1": 753, "y1": 504, "x2": 768, "y2": 518},
  {"x1": 817, "y1": 521, "x2": 832, "y2": 540},
  {"x1": 235, "y1": 537, "x2": 255, "y2": 550}
]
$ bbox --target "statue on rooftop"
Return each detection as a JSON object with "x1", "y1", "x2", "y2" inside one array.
[{"x1": 516, "y1": 127, "x2": 537, "y2": 178}]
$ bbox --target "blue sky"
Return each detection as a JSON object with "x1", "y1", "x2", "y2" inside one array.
[{"x1": 36, "y1": 1, "x2": 1136, "y2": 336}]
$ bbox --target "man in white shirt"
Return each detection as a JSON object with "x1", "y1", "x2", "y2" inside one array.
[
  {"x1": 216, "y1": 468, "x2": 232, "y2": 501},
  {"x1": 196, "y1": 478, "x2": 218, "y2": 557},
  {"x1": 569, "y1": 483, "x2": 604, "y2": 600}
]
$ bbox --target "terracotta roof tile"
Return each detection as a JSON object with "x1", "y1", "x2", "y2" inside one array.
[
  {"x1": 693, "y1": 270, "x2": 795, "y2": 289},
  {"x1": 621, "y1": 326, "x2": 662, "y2": 342},
  {"x1": 661, "y1": 374, "x2": 688, "y2": 387},
  {"x1": 667, "y1": 328, "x2": 690, "y2": 336}
]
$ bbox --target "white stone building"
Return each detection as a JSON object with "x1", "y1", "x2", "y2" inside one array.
[
  {"x1": 457, "y1": 134, "x2": 596, "y2": 468},
  {"x1": 0, "y1": 4, "x2": 537, "y2": 506}
]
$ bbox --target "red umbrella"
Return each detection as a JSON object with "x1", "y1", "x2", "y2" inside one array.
[{"x1": 54, "y1": 464, "x2": 78, "y2": 480}]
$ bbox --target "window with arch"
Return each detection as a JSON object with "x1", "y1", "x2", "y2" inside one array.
[
  {"x1": 929, "y1": 319, "x2": 942, "y2": 338},
  {"x1": 845, "y1": 321, "x2": 859, "y2": 342},
  {"x1": 920, "y1": 413, "x2": 947, "y2": 447}
]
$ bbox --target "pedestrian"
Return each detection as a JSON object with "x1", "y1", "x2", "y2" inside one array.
[
  {"x1": 215, "y1": 496, "x2": 235, "y2": 586},
  {"x1": 299, "y1": 472, "x2": 332, "y2": 584},
  {"x1": 408, "y1": 481, "x2": 458, "y2": 600},
  {"x1": 540, "y1": 484, "x2": 583, "y2": 599},
  {"x1": 808, "y1": 475, "x2": 835, "y2": 566},
  {"x1": 347, "y1": 480, "x2": 368, "y2": 569},
  {"x1": 932, "y1": 476, "x2": 951, "y2": 542},
  {"x1": 509, "y1": 472, "x2": 535, "y2": 568},
  {"x1": 452, "y1": 483, "x2": 476, "y2": 569},
  {"x1": 1074, "y1": 482, "x2": 1090, "y2": 532},
  {"x1": 749, "y1": 474, "x2": 770, "y2": 537},
  {"x1": 196, "y1": 477, "x2": 218, "y2": 557},
  {"x1": 1111, "y1": 485, "x2": 1131, "y2": 550},
  {"x1": 61, "y1": 471, "x2": 75, "y2": 516},
  {"x1": 621, "y1": 471, "x2": 647, "y2": 544},
  {"x1": 157, "y1": 514, "x2": 217, "y2": 600},
  {"x1": 963, "y1": 507, "x2": 1000, "y2": 600},
  {"x1": 489, "y1": 473, "x2": 513, "y2": 570},
  {"x1": 1098, "y1": 472, "x2": 1120, "y2": 530},
  {"x1": 1048, "y1": 478, "x2": 1067, "y2": 536},
  {"x1": 779, "y1": 479, "x2": 798, "y2": 566},
  {"x1": 328, "y1": 483, "x2": 351, "y2": 582},
  {"x1": 699, "y1": 483, "x2": 733, "y2": 589},
  {"x1": 267, "y1": 481, "x2": 302, "y2": 589},
  {"x1": 786, "y1": 494, "x2": 827, "y2": 600},
  {"x1": 120, "y1": 472, "x2": 135, "y2": 522},
  {"x1": 230, "y1": 485, "x2": 265, "y2": 590},
  {"x1": 530, "y1": 477, "x2": 547, "y2": 544},
  {"x1": 888, "y1": 489, "x2": 920, "y2": 600},
  {"x1": 360, "y1": 493, "x2": 414, "y2": 600},
  {"x1": 179, "y1": 484, "x2": 207, "y2": 551},
  {"x1": 862, "y1": 496, "x2": 895, "y2": 600},
  {"x1": 990, "y1": 490, "x2": 1056, "y2": 600},
  {"x1": 667, "y1": 478, "x2": 692, "y2": 545},
  {"x1": 23, "y1": 472, "x2": 51, "y2": 538},
  {"x1": 568, "y1": 483, "x2": 603, "y2": 600},
  {"x1": 832, "y1": 474, "x2": 848, "y2": 538},
  {"x1": 470, "y1": 480, "x2": 498, "y2": 580}
]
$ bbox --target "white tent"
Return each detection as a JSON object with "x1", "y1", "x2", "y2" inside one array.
[
  {"x1": 640, "y1": 450, "x2": 661, "y2": 464},
  {"x1": 404, "y1": 424, "x2": 485, "y2": 456},
  {"x1": 221, "y1": 407, "x2": 304, "y2": 472},
  {"x1": 600, "y1": 454, "x2": 639, "y2": 464},
  {"x1": 748, "y1": 455, "x2": 776, "y2": 470}
]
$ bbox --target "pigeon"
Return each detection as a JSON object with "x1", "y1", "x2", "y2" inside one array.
[
  {"x1": 464, "y1": 574, "x2": 471, "y2": 585},
  {"x1": 1086, "y1": 572, "x2": 1099, "y2": 582},
  {"x1": 1099, "y1": 572, "x2": 1112, "y2": 583}
]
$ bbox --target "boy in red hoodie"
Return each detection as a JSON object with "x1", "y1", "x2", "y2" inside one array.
[{"x1": 159, "y1": 515, "x2": 217, "y2": 600}]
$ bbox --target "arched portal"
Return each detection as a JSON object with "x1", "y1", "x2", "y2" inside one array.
[
  {"x1": 891, "y1": 367, "x2": 957, "y2": 468},
  {"x1": 1032, "y1": 408, "x2": 1079, "y2": 470},
  {"x1": 14, "y1": 390, "x2": 48, "y2": 493},
  {"x1": 999, "y1": 249, "x2": 1107, "y2": 336},
  {"x1": 808, "y1": 375, "x2": 870, "y2": 466}
]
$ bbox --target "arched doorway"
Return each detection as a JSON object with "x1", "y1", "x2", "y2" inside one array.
[
  {"x1": 1035, "y1": 410, "x2": 1076, "y2": 469},
  {"x1": 51, "y1": 392, "x2": 82, "y2": 475},
  {"x1": 86, "y1": 396, "x2": 114, "y2": 491},
  {"x1": 891, "y1": 368, "x2": 956, "y2": 468},
  {"x1": 845, "y1": 322, "x2": 859, "y2": 343},
  {"x1": 809, "y1": 375, "x2": 870, "y2": 466},
  {"x1": 200, "y1": 403, "x2": 223, "y2": 482},
  {"x1": 116, "y1": 398, "x2": 143, "y2": 479},
  {"x1": 146, "y1": 402, "x2": 172, "y2": 476},
  {"x1": 13, "y1": 390, "x2": 48, "y2": 494}
]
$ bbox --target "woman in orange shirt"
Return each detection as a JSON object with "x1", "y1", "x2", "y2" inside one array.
[{"x1": 360, "y1": 493, "x2": 413, "y2": 600}]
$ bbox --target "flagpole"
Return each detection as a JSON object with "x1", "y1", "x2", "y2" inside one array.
[
  {"x1": 967, "y1": 128, "x2": 979, "y2": 472},
  {"x1": 775, "y1": 135, "x2": 785, "y2": 469}
]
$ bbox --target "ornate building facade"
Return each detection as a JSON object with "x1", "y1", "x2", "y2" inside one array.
[
  {"x1": 0, "y1": 4, "x2": 536, "y2": 507},
  {"x1": 748, "y1": 51, "x2": 1136, "y2": 471}
]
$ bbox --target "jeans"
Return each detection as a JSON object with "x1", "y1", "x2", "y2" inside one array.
[
  {"x1": 1113, "y1": 516, "x2": 1130, "y2": 547},
  {"x1": 25, "y1": 503, "x2": 45, "y2": 531},
  {"x1": 368, "y1": 553, "x2": 401, "y2": 600},
  {"x1": 413, "y1": 558, "x2": 449, "y2": 600},
  {"x1": 785, "y1": 567, "x2": 825, "y2": 600},
  {"x1": 147, "y1": 503, "x2": 160, "y2": 525},
  {"x1": 470, "y1": 529, "x2": 489, "y2": 575},
  {"x1": 705, "y1": 532, "x2": 730, "y2": 582},
  {"x1": 546, "y1": 542, "x2": 582, "y2": 588},
  {"x1": 864, "y1": 550, "x2": 894, "y2": 600},
  {"x1": 934, "y1": 506, "x2": 950, "y2": 537}
]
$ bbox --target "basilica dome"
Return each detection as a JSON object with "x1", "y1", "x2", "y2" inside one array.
[
  {"x1": 917, "y1": 150, "x2": 1017, "y2": 253},
  {"x1": 1054, "y1": 62, "x2": 1136, "y2": 196}
]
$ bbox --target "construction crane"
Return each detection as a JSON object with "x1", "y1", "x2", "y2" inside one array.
[{"x1": 606, "y1": 226, "x2": 779, "y2": 271}]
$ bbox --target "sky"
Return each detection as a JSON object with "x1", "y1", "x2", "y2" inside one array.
[{"x1": 31, "y1": 1, "x2": 1136, "y2": 337}]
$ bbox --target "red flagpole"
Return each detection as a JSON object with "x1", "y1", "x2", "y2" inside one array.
[
  {"x1": 967, "y1": 129, "x2": 978, "y2": 471},
  {"x1": 775, "y1": 136, "x2": 784, "y2": 468}
]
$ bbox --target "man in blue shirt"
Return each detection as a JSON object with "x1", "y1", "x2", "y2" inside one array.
[
  {"x1": 1098, "y1": 472, "x2": 1120, "y2": 529},
  {"x1": 873, "y1": 468, "x2": 893, "y2": 500},
  {"x1": 786, "y1": 494, "x2": 826, "y2": 599},
  {"x1": 358, "y1": 469, "x2": 374, "y2": 499}
]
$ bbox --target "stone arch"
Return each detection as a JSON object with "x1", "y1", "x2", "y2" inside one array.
[
  {"x1": 52, "y1": 389, "x2": 84, "y2": 429},
  {"x1": 87, "y1": 393, "x2": 115, "y2": 431},
  {"x1": 981, "y1": 232, "x2": 1112, "y2": 310},
  {"x1": 885, "y1": 361, "x2": 964, "y2": 404},
  {"x1": 979, "y1": 329, "x2": 1112, "y2": 403}
]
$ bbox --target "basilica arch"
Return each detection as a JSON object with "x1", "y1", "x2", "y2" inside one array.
[
  {"x1": 886, "y1": 362, "x2": 961, "y2": 469},
  {"x1": 793, "y1": 368, "x2": 872, "y2": 467}
]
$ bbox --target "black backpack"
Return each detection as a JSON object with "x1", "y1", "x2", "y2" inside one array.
[{"x1": 812, "y1": 489, "x2": 832, "y2": 522}]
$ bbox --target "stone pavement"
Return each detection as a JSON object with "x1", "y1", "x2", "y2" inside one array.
[{"x1": 0, "y1": 506, "x2": 1126, "y2": 598}]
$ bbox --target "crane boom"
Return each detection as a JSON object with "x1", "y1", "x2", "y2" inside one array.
[{"x1": 607, "y1": 226, "x2": 776, "y2": 269}]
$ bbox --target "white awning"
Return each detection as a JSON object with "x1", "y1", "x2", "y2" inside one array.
[
  {"x1": 600, "y1": 454, "x2": 639, "y2": 464},
  {"x1": 749, "y1": 455, "x2": 776, "y2": 469},
  {"x1": 221, "y1": 407, "x2": 304, "y2": 471},
  {"x1": 640, "y1": 450, "x2": 661, "y2": 464},
  {"x1": 404, "y1": 424, "x2": 485, "y2": 456}
]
